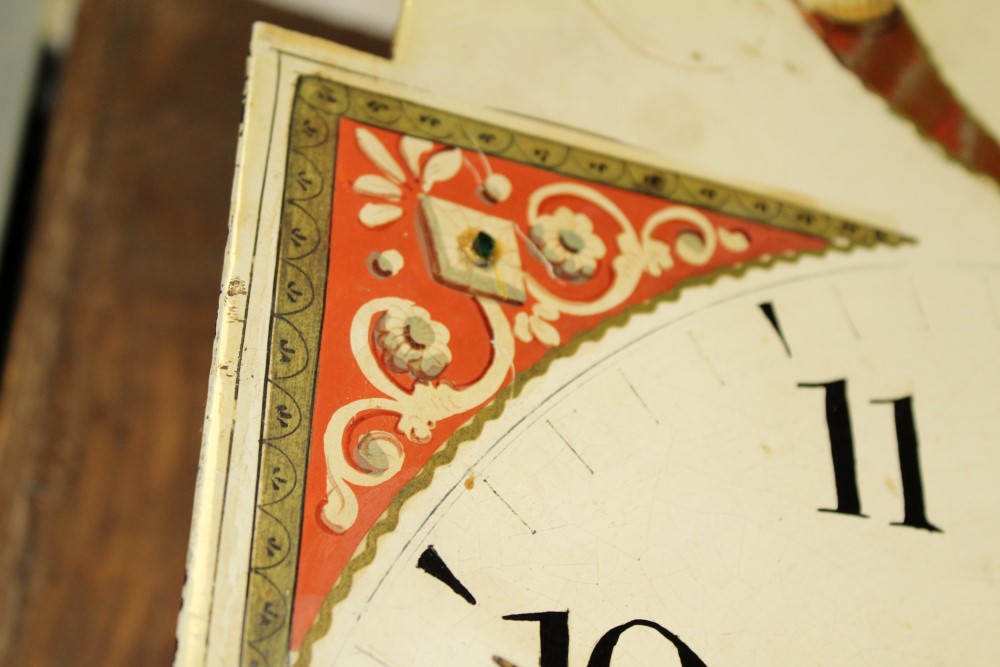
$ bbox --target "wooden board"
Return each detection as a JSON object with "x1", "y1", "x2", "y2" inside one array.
[{"x1": 0, "y1": 1, "x2": 386, "y2": 665}]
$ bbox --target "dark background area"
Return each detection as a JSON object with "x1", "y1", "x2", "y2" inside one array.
[{"x1": 0, "y1": 1, "x2": 387, "y2": 664}]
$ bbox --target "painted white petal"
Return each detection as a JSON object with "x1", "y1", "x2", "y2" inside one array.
[
  {"x1": 572, "y1": 211, "x2": 595, "y2": 234},
  {"x1": 643, "y1": 240, "x2": 673, "y2": 276},
  {"x1": 719, "y1": 228, "x2": 750, "y2": 253},
  {"x1": 433, "y1": 344, "x2": 452, "y2": 365},
  {"x1": 542, "y1": 245, "x2": 566, "y2": 263},
  {"x1": 529, "y1": 316, "x2": 561, "y2": 347},
  {"x1": 529, "y1": 224, "x2": 547, "y2": 244},
  {"x1": 421, "y1": 148, "x2": 464, "y2": 192},
  {"x1": 397, "y1": 343, "x2": 422, "y2": 363},
  {"x1": 359, "y1": 203, "x2": 403, "y2": 228},
  {"x1": 429, "y1": 320, "x2": 451, "y2": 345},
  {"x1": 356, "y1": 127, "x2": 406, "y2": 183},
  {"x1": 383, "y1": 303, "x2": 409, "y2": 324},
  {"x1": 533, "y1": 302, "x2": 560, "y2": 322},
  {"x1": 420, "y1": 349, "x2": 450, "y2": 377},
  {"x1": 354, "y1": 175, "x2": 402, "y2": 200},
  {"x1": 408, "y1": 356, "x2": 431, "y2": 379},
  {"x1": 561, "y1": 257, "x2": 580, "y2": 278},
  {"x1": 482, "y1": 173, "x2": 512, "y2": 202},
  {"x1": 384, "y1": 351, "x2": 409, "y2": 374},
  {"x1": 400, "y1": 135, "x2": 434, "y2": 177},
  {"x1": 513, "y1": 313, "x2": 533, "y2": 343},
  {"x1": 380, "y1": 330, "x2": 406, "y2": 351}
]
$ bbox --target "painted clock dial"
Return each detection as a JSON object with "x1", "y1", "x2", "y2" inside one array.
[
  {"x1": 317, "y1": 264, "x2": 1000, "y2": 666},
  {"x1": 173, "y1": 3, "x2": 1000, "y2": 666}
]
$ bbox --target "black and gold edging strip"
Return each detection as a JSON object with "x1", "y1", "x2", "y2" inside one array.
[
  {"x1": 240, "y1": 78, "x2": 340, "y2": 666},
  {"x1": 243, "y1": 75, "x2": 912, "y2": 666}
]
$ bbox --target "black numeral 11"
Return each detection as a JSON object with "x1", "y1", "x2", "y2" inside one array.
[{"x1": 798, "y1": 380, "x2": 941, "y2": 532}]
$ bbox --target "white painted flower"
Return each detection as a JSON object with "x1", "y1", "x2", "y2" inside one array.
[
  {"x1": 374, "y1": 303, "x2": 452, "y2": 382},
  {"x1": 513, "y1": 302, "x2": 560, "y2": 347},
  {"x1": 530, "y1": 206, "x2": 607, "y2": 281}
]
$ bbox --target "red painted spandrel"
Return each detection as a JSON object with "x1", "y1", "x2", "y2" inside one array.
[{"x1": 289, "y1": 117, "x2": 828, "y2": 648}]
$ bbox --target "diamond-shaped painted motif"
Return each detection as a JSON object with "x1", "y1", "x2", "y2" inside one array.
[{"x1": 417, "y1": 196, "x2": 527, "y2": 304}]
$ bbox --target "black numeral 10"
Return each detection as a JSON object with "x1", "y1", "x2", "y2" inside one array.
[
  {"x1": 799, "y1": 380, "x2": 940, "y2": 532},
  {"x1": 503, "y1": 612, "x2": 708, "y2": 667}
]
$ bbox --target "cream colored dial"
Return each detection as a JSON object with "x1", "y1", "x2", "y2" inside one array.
[{"x1": 315, "y1": 262, "x2": 1000, "y2": 666}]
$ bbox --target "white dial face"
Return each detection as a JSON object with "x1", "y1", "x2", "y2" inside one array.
[{"x1": 312, "y1": 261, "x2": 1000, "y2": 666}]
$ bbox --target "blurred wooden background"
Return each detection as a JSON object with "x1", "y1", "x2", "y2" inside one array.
[{"x1": 0, "y1": 1, "x2": 386, "y2": 664}]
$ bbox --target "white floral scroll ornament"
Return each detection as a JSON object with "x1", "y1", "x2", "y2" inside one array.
[
  {"x1": 374, "y1": 303, "x2": 452, "y2": 382},
  {"x1": 530, "y1": 206, "x2": 608, "y2": 281},
  {"x1": 522, "y1": 182, "x2": 754, "y2": 321},
  {"x1": 353, "y1": 127, "x2": 467, "y2": 229},
  {"x1": 322, "y1": 179, "x2": 756, "y2": 534},
  {"x1": 322, "y1": 296, "x2": 515, "y2": 533}
]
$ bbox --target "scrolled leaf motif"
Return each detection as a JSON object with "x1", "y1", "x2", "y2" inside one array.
[
  {"x1": 401, "y1": 135, "x2": 434, "y2": 177},
  {"x1": 523, "y1": 182, "x2": 645, "y2": 318},
  {"x1": 321, "y1": 297, "x2": 515, "y2": 533},
  {"x1": 421, "y1": 148, "x2": 464, "y2": 192},
  {"x1": 353, "y1": 431, "x2": 405, "y2": 475},
  {"x1": 356, "y1": 127, "x2": 406, "y2": 184},
  {"x1": 353, "y1": 174, "x2": 402, "y2": 200},
  {"x1": 521, "y1": 185, "x2": 751, "y2": 332},
  {"x1": 675, "y1": 231, "x2": 712, "y2": 266},
  {"x1": 359, "y1": 203, "x2": 403, "y2": 228}
]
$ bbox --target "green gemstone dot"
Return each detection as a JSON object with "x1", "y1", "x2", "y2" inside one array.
[{"x1": 471, "y1": 231, "x2": 496, "y2": 264}]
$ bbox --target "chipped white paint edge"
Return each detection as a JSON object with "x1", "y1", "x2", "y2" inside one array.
[{"x1": 174, "y1": 28, "x2": 287, "y2": 667}]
